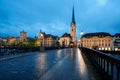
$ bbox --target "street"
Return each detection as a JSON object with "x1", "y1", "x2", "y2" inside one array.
[{"x1": 0, "y1": 48, "x2": 89, "y2": 80}]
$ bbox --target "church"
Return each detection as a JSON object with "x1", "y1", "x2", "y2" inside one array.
[{"x1": 59, "y1": 6, "x2": 77, "y2": 47}]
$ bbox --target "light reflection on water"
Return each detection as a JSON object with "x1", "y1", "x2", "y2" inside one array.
[
  {"x1": 36, "y1": 52, "x2": 47, "y2": 70},
  {"x1": 56, "y1": 49, "x2": 62, "y2": 59},
  {"x1": 70, "y1": 48, "x2": 76, "y2": 61},
  {"x1": 77, "y1": 49, "x2": 88, "y2": 76},
  {"x1": 70, "y1": 48, "x2": 89, "y2": 79}
]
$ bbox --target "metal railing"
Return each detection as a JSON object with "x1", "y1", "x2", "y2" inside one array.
[
  {"x1": 80, "y1": 47, "x2": 120, "y2": 80},
  {"x1": 0, "y1": 46, "x2": 66, "y2": 59},
  {"x1": 0, "y1": 47, "x2": 40, "y2": 58}
]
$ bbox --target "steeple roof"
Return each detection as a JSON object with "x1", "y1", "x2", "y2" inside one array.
[{"x1": 71, "y1": 5, "x2": 76, "y2": 24}]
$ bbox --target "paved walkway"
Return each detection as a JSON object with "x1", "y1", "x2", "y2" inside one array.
[
  {"x1": 40, "y1": 48, "x2": 89, "y2": 80},
  {"x1": 0, "y1": 48, "x2": 102, "y2": 80}
]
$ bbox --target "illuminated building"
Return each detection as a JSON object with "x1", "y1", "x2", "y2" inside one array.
[
  {"x1": 6, "y1": 36, "x2": 19, "y2": 45},
  {"x1": 80, "y1": 32, "x2": 112, "y2": 51},
  {"x1": 20, "y1": 31, "x2": 27, "y2": 42},
  {"x1": 59, "y1": 33, "x2": 71, "y2": 47},
  {"x1": 59, "y1": 5, "x2": 77, "y2": 47},
  {"x1": 70, "y1": 6, "x2": 76, "y2": 45},
  {"x1": 37, "y1": 31, "x2": 58, "y2": 47},
  {"x1": 112, "y1": 33, "x2": 120, "y2": 51}
]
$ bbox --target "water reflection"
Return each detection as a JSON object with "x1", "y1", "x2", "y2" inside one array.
[
  {"x1": 70, "y1": 48, "x2": 75, "y2": 61},
  {"x1": 36, "y1": 53, "x2": 46, "y2": 70},
  {"x1": 77, "y1": 49, "x2": 86, "y2": 74},
  {"x1": 64, "y1": 48, "x2": 67, "y2": 55},
  {"x1": 75, "y1": 49, "x2": 89, "y2": 79},
  {"x1": 56, "y1": 50, "x2": 62, "y2": 60}
]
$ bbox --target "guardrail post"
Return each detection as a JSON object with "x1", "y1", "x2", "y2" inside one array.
[
  {"x1": 110, "y1": 62, "x2": 114, "y2": 80},
  {"x1": 116, "y1": 64, "x2": 120, "y2": 80},
  {"x1": 106, "y1": 60, "x2": 109, "y2": 79}
]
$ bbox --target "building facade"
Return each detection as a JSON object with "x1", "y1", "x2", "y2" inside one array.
[
  {"x1": 0, "y1": 37, "x2": 7, "y2": 47},
  {"x1": 80, "y1": 32, "x2": 113, "y2": 51},
  {"x1": 59, "y1": 33, "x2": 71, "y2": 47},
  {"x1": 5, "y1": 31, "x2": 27, "y2": 45},
  {"x1": 59, "y1": 6, "x2": 76, "y2": 47},
  {"x1": 7, "y1": 36, "x2": 18, "y2": 45},
  {"x1": 112, "y1": 33, "x2": 120, "y2": 51},
  {"x1": 70, "y1": 7, "x2": 76, "y2": 46},
  {"x1": 36, "y1": 31, "x2": 58, "y2": 47},
  {"x1": 20, "y1": 31, "x2": 27, "y2": 42}
]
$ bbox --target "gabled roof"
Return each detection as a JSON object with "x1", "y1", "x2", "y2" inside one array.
[
  {"x1": 38, "y1": 31, "x2": 58, "y2": 39},
  {"x1": 81, "y1": 32, "x2": 111, "y2": 38},
  {"x1": 114, "y1": 33, "x2": 120, "y2": 37},
  {"x1": 61, "y1": 33, "x2": 71, "y2": 38},
  {"x1": 45, "y1": 34, "x2": 58, "y2": 39}
]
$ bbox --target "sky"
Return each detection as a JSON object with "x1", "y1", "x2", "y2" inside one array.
[{"x1": 0, "y1": 0, "x2": 120, "y2": 39}]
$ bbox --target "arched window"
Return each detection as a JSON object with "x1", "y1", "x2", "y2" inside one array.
[{"x1": 72, "y1": 28, "x2": 73, "y2": 31}]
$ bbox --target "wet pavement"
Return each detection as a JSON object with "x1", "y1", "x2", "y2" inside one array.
[{"x1": 0, "y1": 48, "x2": 101, "y2": 80}]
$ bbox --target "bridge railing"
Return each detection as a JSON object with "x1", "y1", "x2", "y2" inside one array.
[
  {"x1": 80, "y1": 47, "x2": 120, "y2": 80},
  {"x1": 0, "y1": 47, "x2": 40, "y2": 58},
  {"x1": 0, "y1": 46, "x2": 66, "y2": 59}
]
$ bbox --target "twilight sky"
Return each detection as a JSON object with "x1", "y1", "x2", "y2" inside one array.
[{"x1": 0, "y1": 0, "x2": 120, "y2": 39}]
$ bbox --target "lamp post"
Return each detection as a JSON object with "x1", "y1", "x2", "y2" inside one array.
[
  {"x1": 80, "y1": 31, "x2": 84, "y2": 36},
  {"x1": 80, "y1": 31, "x2": 84, "y2": 47},
  {"x1": 40, "y1": 33, "x2": 44, "y2": 51}
]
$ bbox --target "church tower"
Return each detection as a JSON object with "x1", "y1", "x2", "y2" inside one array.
[
  {"x1": 20, "y1": 30, "x2": 27, "y2": 42},
  {"x1": 70, "y1": 6, "x2": 76, "y2": 45}
]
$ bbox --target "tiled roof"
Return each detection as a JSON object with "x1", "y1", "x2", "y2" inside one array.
[
  {"x1": 45, "y1": 34, "x2": 58, "y2": 39},
  {"x1": 114, "y1": 33, "x2": 120, "y2": 37},
  {"x1": 81, "y1": 32, "x2": 111, "y2": 38},
  {"x1": 61, "y1": 33, "x2": 71, "y2": 38},
  {"x1": 38, "y1": 31, "x2": 58, "y2": 39}
]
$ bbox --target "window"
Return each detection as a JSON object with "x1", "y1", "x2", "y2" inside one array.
[
  {"x1": 99, "y1": 44, "x2": 101, "y2": 46},
  {"x1": 105, "y1": 44, "x2": 107, "y2": 46},
  {"x1": 102, "y1": 43, "x2": 104, "y2": 46},
  {"x1": 102, "y1": 40, "x2": 104, "y2": 42},
  {"x1": 105, "y1": 40, "x2": 107, "y2": 42},
  {"x1": 72, "y1": 29, "x2": 73, "y2": 31}
]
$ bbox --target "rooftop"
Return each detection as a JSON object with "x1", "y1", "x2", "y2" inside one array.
[
  {"x1": 114, "y1": 33, "x2": 120, "y2": 37},
  {"x1": 81, "y1": 32, "x2": 111, "y2": 38},
  {"x1": 61, "y1": 33, "x2": 71, "y2": 38}
]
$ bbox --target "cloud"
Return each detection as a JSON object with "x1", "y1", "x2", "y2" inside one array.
[
  {"x1": 0, "y1": 20, "x2": 70, "y2": 38},
  {"x1": 97, "y1": 0, "x2": 108, "y2": 6},
  {"x1": 0, "y1": 0, "x2": 120, "y2": 39}
]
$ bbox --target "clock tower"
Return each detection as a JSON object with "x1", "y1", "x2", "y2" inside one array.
[{"x1": 70, "y1": 6, "x2": 76, "y2": 45}]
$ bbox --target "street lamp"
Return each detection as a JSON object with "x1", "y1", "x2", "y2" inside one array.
[
  {"x1": 80, "y1": 31, "x2": 84, "y2": 47},
  {"x1": 80, "y1": 31, "x2": 84, "y2": 36},
  {"x1": 40, "y1": 33, "x2": 44, "y2": 51},
  {"x1": 40, "y1": 33, "x2": 44, "y2": 47}
]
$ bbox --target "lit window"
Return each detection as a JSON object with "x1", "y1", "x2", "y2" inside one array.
[
  {"x1": 102, "y1": 48, "x2": 104, "y2": 50},
  {"x1": 99, "y1": 48, "x2": 101, "y2": 50},
  {"x1": 115, "y1": 48, "x2": 118, "y2": 51},
  {"x1": 108, "y1": 48, "x2": 111, "y2": 51},
  {"x1": 105, "y1": 48, "x2": 107, "y2": 50}
]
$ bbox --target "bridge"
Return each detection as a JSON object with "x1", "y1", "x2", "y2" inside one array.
[{"x1": 0, "y1": 47, "x2": 120, "y2": 80}]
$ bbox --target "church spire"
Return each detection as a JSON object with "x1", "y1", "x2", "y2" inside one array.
[{"x1": 71, "y1": 4, "x2": 76, "y2": 24}]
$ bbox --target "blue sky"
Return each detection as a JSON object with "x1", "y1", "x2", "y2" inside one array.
[{"x1": 0, "y1": 0, "x2": 120, "y2": 39}]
